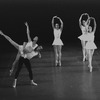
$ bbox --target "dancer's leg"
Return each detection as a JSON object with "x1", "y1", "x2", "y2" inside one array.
[
  {"x1": 58, "y1": 45, "x2": 62, "y2": 66},
  {"x1": 91, "y1": 49, "x2": 94, "y2": 56},
  {"x1": 85, "y1": 48, "x2": 88, "y2": 60},
  {"x1": 0, "y1": 32, "x2": 19, "y2": 49},
  {"x1": 10, "y1": 52, "x2": 20, "y2": 76},
  {"x1": 13, "y1": 57, "x2": 23, "y2": 88},
  {"x1": 24, "y1": 58, "x2": 37, "y2": 86},
  {"x1": 88, "y1": 49, "x2": 93, "y2": 72},
  {"x1": 81, "y1": 40, "x2": 86, "y2": 61},
  {"x1": 53, "y1": 45, "x2": 58, "y2": 66}
]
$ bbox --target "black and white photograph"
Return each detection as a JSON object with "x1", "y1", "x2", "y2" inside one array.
[{"x1": 0, "y1": 0, "x2": 100, "y2": 100}]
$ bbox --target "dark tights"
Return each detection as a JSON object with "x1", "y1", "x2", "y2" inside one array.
[{"x1": 15, "y1": 57, "x2": 33, "y2": 80}]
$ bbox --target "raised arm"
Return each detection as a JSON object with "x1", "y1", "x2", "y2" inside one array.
[
  {"x1": 25, "y1": 22, "x2": 31, "y2": 42},
  {"x1": 57, "y1": 16, "x2": 63, "y2": 30},
  {"x1": 52, "y1": 16, "x2": 57, "y2": 29},
  {"x1": 79, "y1": 13, "x2": 84, "y2": 29},
  {"x1": 93, "y1": 18, "x2": 96, "y2": 34},
  {"x1": 0, "y1": 31, "x2": 19, "y2": 50},
  {"x1": 79, "y1": 13, "x2": 89, "y2": 29},
  {"x1": 52, "y1": 17, "x2": 55, "y2": 29}
]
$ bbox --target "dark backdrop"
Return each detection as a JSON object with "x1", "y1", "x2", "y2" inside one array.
[{"x1": 0, "y1": 0, "x2": 100, "y2": 53}]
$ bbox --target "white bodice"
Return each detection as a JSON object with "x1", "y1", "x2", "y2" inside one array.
[
  {"x1": 87, "y1": 32, "x2": 94, "y2": 42},
  {"x1": 81, "y1": 26, "x2": 87, "y2": 35},
  {"x1": 53, "y1": 29, "x2": 61, "y2": 40}
]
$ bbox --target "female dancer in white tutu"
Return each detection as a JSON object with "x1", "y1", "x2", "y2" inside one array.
[
  {"x1": 0, "y1": 30, "x2": 42, "y2": 88},
  {"x1": 78, "y1": 13, "x2": 90, "y2": 61},
  {"x1": 85, "y1": 17, "x2": 97, "y2": 72},
  {"x1": 10, "y1": 22, "x2": 42, "y2": 76},
  {"x1": 52, "y1": 16, "x2": 64, "y2": 66}
]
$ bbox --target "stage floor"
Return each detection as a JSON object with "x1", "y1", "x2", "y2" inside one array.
[{"x1": 0, "y1": 46, "x2": 100, "y2": 100}]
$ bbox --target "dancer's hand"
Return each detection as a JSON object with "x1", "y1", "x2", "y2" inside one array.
[
  {"x1": 9, "y1": 69, "x2": 13, "y2": 76},
  {"x1": 57, "y1": 16, "x2": 61, "y2": 21},
  {"x1": 38, "y1": 53, "x2": 41, "y2": 58},
  {"x1": 38, "y1": 46, "x2": 43, "y2": 50},
  {"x1": 25, "y1": 22, "x2": 28, "y2": 26},
  {"x1": 84, "y1": 13, "x2": 88, "y2": 16}
]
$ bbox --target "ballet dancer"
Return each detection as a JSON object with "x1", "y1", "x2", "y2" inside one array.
[
  {"x1": 10, "y1": 36, "x2": 42, "y2": 76},
  {"x1": 24, "y1": 22, "x2": 42, "y2": 57},
  {"x1": 85, "y1": 17, "x2": 97, "y2": 72},
  {"x1": 10, "y1": 22, "x2": 42, "y2": 76},
  {"x1": 52, "y1": 16, "x2": 64, "y2": 66},
  {"x1": 0, "y1": 31, "x2": 42, "y2": 88},
  {"x1": 78, "y1": 13, "x2": 90, "y2": 61}
]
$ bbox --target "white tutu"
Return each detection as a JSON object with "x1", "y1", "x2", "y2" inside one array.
[
  {"x1": 78, "y1": 34, "x2": 89, "y2": 41},
  {"x1": 52, "y1": 39, "x2": 63, "y2": 45},
  {"x1": 52, "y1": 29, "x2": 63, "y2": 45},
  {"x1": 85, "y1": 42, "x2": 97, "y2": 49}
]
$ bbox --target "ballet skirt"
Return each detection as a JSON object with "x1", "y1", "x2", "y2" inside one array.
[
  {"x1": 52, "y1": 29, "x2": 63, "y2": 45},
  {"x1": 85, "y1": 33, "x2": 97, "y2": 49},
  {"x1": 78, "y1": 26, "x2": 88, "y2": 41},
  {"x1": 78, "y1": 34, "x2": 89, "y2": 41}
]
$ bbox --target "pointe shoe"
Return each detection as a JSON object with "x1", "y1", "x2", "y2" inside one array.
[
  {"x1": 58, "y1": 61, "x2": 61, "y2": 66},
  {"x1": 55, "y1": 60, "x2": 58, "y2": 66},
  {"x1": 90, "y1": 66, "x2": 93, "y2": 72},
  {"x1": 13, "y1": 79, "x2": 17, "y2": 88},
  {"x1": 31, "y1": 80, "x2": 37, "y2": 86}
]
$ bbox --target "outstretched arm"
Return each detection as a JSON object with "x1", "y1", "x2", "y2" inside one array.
[
  {"x1": 25, "y1": 22, "x2": 31, "y2": 42},
  {"x1": 57, "y1": 16, "x2": 63, "y2": 31},
  {"x1": 0, "y1": 31, "x2": 19, "y2": 50}
]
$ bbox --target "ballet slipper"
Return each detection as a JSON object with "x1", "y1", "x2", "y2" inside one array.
[
  {"x1": 31, "y1": 80, "x2": 37, "y2": 86},
  {"x1": 90, "y1": 66, "x2": 93, "y2": 72},
  {"x1": 58, "y1": 61, "x2": 61, "y2": 66},
  {"x1": 13, "y1": 79, "x2": 17, "y2": 88}
]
